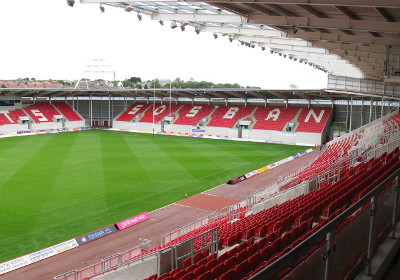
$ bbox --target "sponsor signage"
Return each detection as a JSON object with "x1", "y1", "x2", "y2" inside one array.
[
  {"x1": 0, "y1": 239, "x2": 79, "y2": 275},
  {"x1": 0, "y1": 256, "x2": 32, "y2": 275},
  {"x1": 229, "y1": 175, "x2": 246, "y2": 184},
  {"x1": 245, "y1": 170, "x2": 258, "y2": 179},
  {"x1": 116, "y1": 212, "x2": 150, "y2": 231},
  {"x1": 192, "y1": 129, "x2": 205, "y2": 132},
  {"x1": 75, "y1": 225, "x2": 117, "y2": 246},
  {"x1": 28, "y1": 239, "x2": 78, "y2": 263},
  {"x1": 257, "y1": 166, "x2": 269, "y2": 174}
]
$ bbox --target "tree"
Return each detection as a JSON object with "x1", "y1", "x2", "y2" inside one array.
[
  {"x1": 128, "y1": 76, "x2": 142, "y2": 84},
  {"x1": 1, "y1": 84, "x2": 6, "y2": 88},
  {"x1": 150, "y1": 80, "x2": 161, "y2": 88}
]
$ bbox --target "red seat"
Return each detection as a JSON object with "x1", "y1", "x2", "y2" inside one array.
[{"x1": 210, "y1": 263, "x2": 224, "y2": 279}]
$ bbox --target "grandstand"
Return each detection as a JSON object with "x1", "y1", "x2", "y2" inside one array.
[{"x1": 1, "y1": 0, "x2": 400, "y2": 280}]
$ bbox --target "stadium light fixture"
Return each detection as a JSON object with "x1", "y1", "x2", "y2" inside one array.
[
  {"x1": 228, "y1": 36, "x2": 233, "y2": 42},
  {"x1": 180, "y1": 24, "x2": 185, "y2": 32},
  {"x1": 137, "y1": 13, "x2": 142, "y2": 21},
  {"x1": 159, "y1": 20, "x2": 164, "y2": 26},
  {"x1": 195, "y1": 26, "x2": 200, "y2": 35},
  {"x1": 261, "y1": 46, "x2": 265, "y2": 51},
  {"x1": 283, "y1": 54, "x2": 287, "y2": 58},
  {"x1": 270, "y1": 49, "x2": 274, "y2": 54},
  {"x1": 213, "y1": 33, "x2": 218, "y2": 39},
  {"x1": 291, "y1": 26, "x2": 298, "y2": 34},
  {"x1": 249, "y1": 42, "x2": 255, "y2": 48},
  {"x1": 67, "y1": 0, "x2": 75, "y2": 7},
  {"x1": 171, "y1": 21, "x2": 178, "y2": 29},
  {"x1": 99, "y1": 4, "x2": 105, "y2": 13}
]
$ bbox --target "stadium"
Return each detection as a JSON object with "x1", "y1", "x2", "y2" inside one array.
[{"x1": 0, "y1": 1, "x2": 400, "y2": 280}]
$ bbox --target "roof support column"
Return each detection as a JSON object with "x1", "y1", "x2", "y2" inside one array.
[
  {"x1": 361, "y1": 99, "x2": 364, "y2": 127},
  {"x1": 346, "y1": 99, "x2": 349, "y2": 133},
  {"x1": 72, "y1": 95, "x2": 75, "y2": 110},
  {"x1": 90, "y1": 94, "x2": 93, "y2": 127},
  {"x1": 381, "y1": 98, "x2": 384, "y2": 118},
  {"x1": 369, "y1": 98, "x2": 373, "y2": 123},
  {"x1": 349, "y1": 97, "x2": 353, "y2": 132},
  {"x1": 108, "y1": 94, "x2": 111, "y2": 128}
]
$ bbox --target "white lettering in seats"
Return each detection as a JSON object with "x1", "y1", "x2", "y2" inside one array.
[
  {"x1": 31, "y1": 109, "x2": 48, "y2": 122},
  {"x1": 305, "y1": 109, "x2": 325, "y2": 123},
  {"x1": 0, "y1": 111, "x2": 14, "y2": 123},
  {"x1": 186, "y1": 106, "x2": 202, "y2": 117},
  {"x1": 128, "y1": 104, "x2": 143, "y2": 115},
  {"x1": 266, "y1": 109, "x2": 281, "y2": 121},
  {"x1": 154, "y1": 105, "x2": 166, "y2": 116},
  {"x1": 223, "y1": 107, "x2": 239, "y2": 119}
]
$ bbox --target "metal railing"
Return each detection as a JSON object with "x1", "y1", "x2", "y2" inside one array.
[
  {"x1": 161, "y1": 206, "x2": 229, "y2": 246},
  {"x1": 54, "y1": 239, "x2": 151, "y2": 280}
]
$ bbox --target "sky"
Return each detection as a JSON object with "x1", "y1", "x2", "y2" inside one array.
[{"x1": 0, "y1": 0, "x2": 328, "y2": 89}]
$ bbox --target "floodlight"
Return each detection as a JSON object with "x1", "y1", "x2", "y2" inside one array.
[
  {"x1": 240, "y1": 41, "x2": 245, "y2": 46},
  {"x1": 213, "y1": 33, "x2": 218, "y2": 39},
  {"x1": 100, "y1": 4, "x2": 105, "y2": 13},
  {"x1": 228, "y1": 36, "x2": 233, "y2": 42},
  {"x1": 137, "y1": 13, "x2": 142, "y2": 21},
  {"x1": 195, "y1": 26, "x2": 200, "y2": 35},
  {"x1": 293, "y1": 58, "x2": 297, "y2": 61},
  {"x1": 283, "y1": 54, "x2": 287, "y2": 58},
  {"x1": 67, "y1": 0, "x2": 75, "y2": 7},
  {"x1": 249, "y1": 42, "x2": 255, "y2": 48},
  {"x1": 159, "y1": 20, "x2": 164, "y2": 26},
  {"x1": 270, "y1": 49, "x2": 274, "y2": 54},
  {"x1": 291, "y1": 27, "x2": 298, "y2": 34},
  {"x1": 261, "y1": 47, "x2": 265, "y2": 51},
  {"x1": 171, "y1": 21, "x2": 178, "y2": 29}
]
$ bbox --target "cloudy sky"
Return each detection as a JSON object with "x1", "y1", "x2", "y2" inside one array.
[{"x1": 0, "y1": 0, "x2": 328, "y2": 89}]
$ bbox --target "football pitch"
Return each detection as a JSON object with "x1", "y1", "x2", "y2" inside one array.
[{"x1": 0, "y1": 130, "x2": 307, "y2": 263}]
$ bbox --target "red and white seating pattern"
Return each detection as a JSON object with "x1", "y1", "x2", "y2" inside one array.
[
  {"x1": 52, "y1": 102, "x2": 82, "y2": 121},
  {"x1": 173, "y1": 104, "x2": 215, "y2": 126},
  {"x1": 207, "y1": 105, "x2": 256, "y2": 128},
  {"x1": 116, "y1": 103, "x2": 152, "y2": 122},
  {"x1": 296, "y1": 107, "x2": 332, "y2": 133},
  {"x1": 24, "y1": 103, "x2": 62, "y2": 123},
  {"x1": 139, "y1": 104, "x2": 182, "y2": 124},
  {"x1": 0, "y1": 109, "x2": 28, "y2": 125},
  {"x1": 252, "y1": 106, "x2": 299, "y2": 131}
]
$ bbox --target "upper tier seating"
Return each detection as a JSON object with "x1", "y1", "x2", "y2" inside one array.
[
  {"x1": 0, "y1": 109, "x2": 28, "y2": 125},
  {"x1": 207, "y1": 105, "x2": 256, "y2": 128},
  {"x1": 24, "y1": 103, "x2": 62, "y2": 123},
  {"x1": 116, "y1": 103, "x2": 152, "y2": 122},
  {"x1": 173, "y1": 104, "x2": 215, "y2": 126},
  {"x1": 296, "y1": 107, "x2": 332, "y2": 133},
  {"x1": 52, "y1": 102, "x2": 82, "y2": 121},
  {"x1": 139, "y1": 104, "x2": 182, "y2": 123},
  {"x1": 252, "y1": 106, "x2": 299, "y2": 131}
]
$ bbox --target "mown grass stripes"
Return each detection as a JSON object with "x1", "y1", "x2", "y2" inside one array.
[{"x1": 0, "y1": 130, "x2": 307, "y2": 262}]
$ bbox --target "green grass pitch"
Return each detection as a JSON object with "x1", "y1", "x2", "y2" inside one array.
[{"x1": 0, "y1": 130, "x2": 307, "y2": 262}]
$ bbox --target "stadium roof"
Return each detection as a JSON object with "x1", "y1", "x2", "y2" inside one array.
[
  {"x1": 2, "y1": 87, "x2": 400, "y2": 102},
  {"x1": 81, "y1": 0, "x2": 400, "y2": 81}
]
